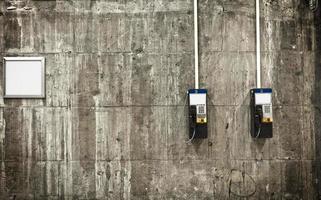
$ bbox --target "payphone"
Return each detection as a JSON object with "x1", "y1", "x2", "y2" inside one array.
[
  {"x1": 188, "y1": 89, "x2": 208, "y2": 139},
  {"x1": 250, "y1": 88, "x2": 273, "y2": 138}
]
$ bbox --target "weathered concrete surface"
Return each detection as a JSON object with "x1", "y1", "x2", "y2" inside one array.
[{"x1": 0, "y1": 0, "x2": 320, "y2": 199}]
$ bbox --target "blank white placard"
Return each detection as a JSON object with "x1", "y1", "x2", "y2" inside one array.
[
  {"x1": 4, "y1": 57, "x2": 45, "y2": 98},
  {"x1": 255, "y1": 93, "x2": 271, "y2": 105},
  {"x1": 189, "y1": 93, "x2": 206, "y2": 105}
]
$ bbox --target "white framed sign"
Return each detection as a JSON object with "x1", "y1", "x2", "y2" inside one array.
[{"x1": 4, "y1": 57, "x2": 45, "y2": 98}]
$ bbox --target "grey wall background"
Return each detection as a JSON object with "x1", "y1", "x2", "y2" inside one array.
[{"x1": 0, "y1": 0, "x2": 320, "y2": 199}]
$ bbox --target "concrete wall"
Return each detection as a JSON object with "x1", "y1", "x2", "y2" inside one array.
[{"x1": 0, "y1": 0, "x2": 320, "y2": 199}]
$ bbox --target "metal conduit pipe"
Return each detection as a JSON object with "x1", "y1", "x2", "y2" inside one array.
[
  {"x1": 194, "y1": 0, "x2": 199, "y2": 89},
  {"x1": 256, "y1": 0, "x2": 261, "y2": 88}
]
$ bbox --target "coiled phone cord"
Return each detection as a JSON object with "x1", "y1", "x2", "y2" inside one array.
[
  {"x1": 255, "y1": 124, "x2": 262, "y2": 139},
  {"x1": 186, "y1": 129, "x2": 196, "y2": 144}
]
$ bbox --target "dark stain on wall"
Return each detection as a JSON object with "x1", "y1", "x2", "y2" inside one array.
[
  {"x1": 74, "y1": 54, "x2": 99, "y2": 198},
  {"x1": 4, "y1": 12, "x2": 21, "y2": 50}
]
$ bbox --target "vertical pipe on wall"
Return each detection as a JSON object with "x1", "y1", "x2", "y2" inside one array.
[
  {"x1": 194, "y1": 0, "x2": 199, "y2": 89},
  {"x1": 256, "y1": 0, "x2": 261, "y2": 88}
]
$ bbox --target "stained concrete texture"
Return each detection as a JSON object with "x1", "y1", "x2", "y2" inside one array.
[{"x1": 0, "y1": 0, "x2": 320, "y2": 199}]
